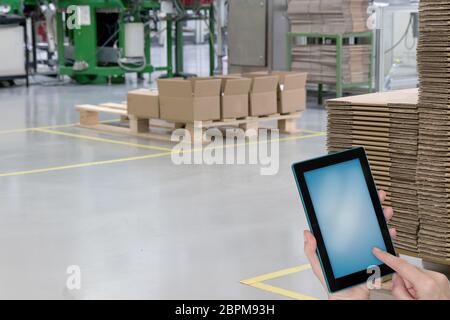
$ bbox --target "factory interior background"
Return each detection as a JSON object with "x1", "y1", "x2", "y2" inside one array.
[{"x1": 1, "y1": 0, "x2": 449, "y2": 300}]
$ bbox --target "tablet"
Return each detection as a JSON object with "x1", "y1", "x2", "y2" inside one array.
[{"x1": 292, "y1": 147, "x2": 396, "y2": 293}]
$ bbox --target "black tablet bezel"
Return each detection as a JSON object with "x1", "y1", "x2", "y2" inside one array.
[{"x1": 292, "y1": 147, "x2": 396, "y2": 293}]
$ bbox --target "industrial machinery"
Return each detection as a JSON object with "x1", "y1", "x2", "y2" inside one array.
[
  {"x1": 55, "y1": 0, "x2": 162, "y2": 84},
  {"x1": 373, "y1": 0, "x2": 419, "y2": 91},
  {"x1": 167, "y1": 0, "x2": 215, "y2": 77},
  {"x1": 55, "y1": 0, "x2": 215, "y2": 84},
  {"x1": 0, "y1": 0, "x2": 23, "y2": 15},
  {"x1": 0, "y1": 0, "x2": 216, "y2": 85}
]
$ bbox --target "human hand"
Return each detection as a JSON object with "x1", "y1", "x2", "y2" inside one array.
[
  {"x1": 303, "y1": 190, "x2": 396, "y2": 300},
  {"x1": 372, "y1": 248, "x2": 450, "y2": 300}
]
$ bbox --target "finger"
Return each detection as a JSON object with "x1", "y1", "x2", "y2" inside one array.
[
  {"x1": 391, "y1": 274, "x2": 414, "y2": 300},
  {"x1": 389, "y1": 227, "x2": 397, "y2": 239},
  {"x1": 383, "y1": 207, "x2": 394, "y2": 221},
  {"x1": 304, "y1": 230, "x2": 327, "y2": 288},
  {"x1": 378, "y1": 190, "x2": 386, "y2": 203},
  {"x1": 372, "y1": 248, "x2": 428, "y2": 284}
]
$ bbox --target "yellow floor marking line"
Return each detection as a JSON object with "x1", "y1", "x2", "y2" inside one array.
[
  {"x1": 35, "y1": 128, "x2": 172, "y2": 152},
  {"x1": 241, "y1": 264, "x2": 312, "y2": 285},
  {"x1": 278, "y1": 131, "x2": 326, "y2": 142},
  {"x1": 250, "y1": 282, "x2": 318, "y2": 300},
  {"x1": 297, "y1": 128, "x2": 326, "y2": 135},
  {"x1": 0, "y1": 123, "x2": 77, "y2": 135},
  {"x1": 240, "y1": 264, "x2": 318, "y2": 300},
  {"x1": 0, "y1": 132, "x2": 325, "y2": 178},
  {"x1": 0, "y1": 119, "x2": 120, "y2": 135},
  {"x1": 0, "y1": 151, "x2": 173, "y2": 178}
]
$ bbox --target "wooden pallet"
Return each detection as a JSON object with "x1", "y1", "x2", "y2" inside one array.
[{"x1": 76, "y1": 103, "x2": 303, "y2": 143}]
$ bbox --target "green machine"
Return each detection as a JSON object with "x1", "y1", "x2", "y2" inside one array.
[
  {"x1": 55, "y1": 0, "x2": 216, "y2": 84},
  {"x1": 55, "y1": 0, "x2": 169, "y2": 84},
  {"x1": 1, "y1": 0, "x2": 216, "y2": 84},
  {"x1": 0, "y1": 0, "x2": 24, "y2": 15}
]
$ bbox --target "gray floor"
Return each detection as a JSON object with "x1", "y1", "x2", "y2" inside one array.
[{"x1": 0, "y1": 44, "x2": 426, "y2": 300}]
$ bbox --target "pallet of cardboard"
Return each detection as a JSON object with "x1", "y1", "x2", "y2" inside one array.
[
  {"x1": 75, "y1": 73, "x2": 307, "y2": 143},
  {"x1": 287, "y1": 0, "x2": 369, "y2": 33},
  {"x1": 327, "y1": 88, "x2": 419, "y2": 251},
  {"x1": 76, "y1": 102, "x2": 302, "y2": 143}
]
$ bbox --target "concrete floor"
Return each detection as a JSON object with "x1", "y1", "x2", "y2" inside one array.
[{"x1": 0, "y1": 44, "x2": 427, "y2": 300}]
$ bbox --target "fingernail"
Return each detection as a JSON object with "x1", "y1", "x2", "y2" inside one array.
[
  {"x1": 303, "y1": 230, "x2": 308, "y2": 244},
  {"x1": 373, "y1": 247, "x2": 381, "y2": 254}
]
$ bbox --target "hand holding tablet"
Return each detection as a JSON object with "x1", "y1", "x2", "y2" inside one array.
[
  {"x1": 293, "y1": 147, "x2": 450, "y2": 300},
  {"x1": 304, "y1": 191, "x2": 395, "y2": 300},
  {"x1": 292, "y1": 147, "x2": 397, "y2": 294}
]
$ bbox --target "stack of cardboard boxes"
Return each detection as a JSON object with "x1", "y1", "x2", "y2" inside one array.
[
  {"x1": 326, "y1": 89, "x2": 419, "y2": 252},
  {"x1": 287, "y1": 0, "x2": 369, "y2": 33},
  {"x1": 126, "y1": 72, "x2": 307, "y2": 124},
  {"x1": 417, "y1": 0, "x2": 450, "y2": 261},
  {"x1": 287, "y1": 0, "x2": 370, "y2": 85}
]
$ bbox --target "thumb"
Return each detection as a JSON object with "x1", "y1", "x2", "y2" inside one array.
[
  {"x1": 391, "y1": 274, "x2": 414, "y2": 300},
  {"x1": 304, "y1": 230, "x2": 327, "y2": 288}
]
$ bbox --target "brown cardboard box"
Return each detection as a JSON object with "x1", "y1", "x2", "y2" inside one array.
[
  {"x1": 157, "y1": 78, "x2": 221, "y2": 122},
  {"x1": 127, "y1": 89, "x2": 160, "y2": 118},
  {"x1": 273, "y1": 71, "x2": 307, "y2": 114},
  {"x1": 217, "y1": 77, "x2": 251, "y2": 119},
  {"x1": 243, "y1": 74, "x2": 279, "y2": 116}
]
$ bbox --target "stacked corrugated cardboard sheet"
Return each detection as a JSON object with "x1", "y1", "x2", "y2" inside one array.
[
  {"x1": 287, "y1": 0, "x2": 369, "y2": 33},
  {"x1": 327, "y1": 89, "x2": 419, "y2": 251},
  {"x1": 417, "y1": 0, "x2": 450, "y2": 261},
  {"x1": 287, "y1": 0, "x2": 370, "y2": 85},
  {"x1": 291, "y1": 45, "x2": 371, "y2": 84},
  {"x1": 389, "y1": 99, "x2": 419, "y2": 253}
]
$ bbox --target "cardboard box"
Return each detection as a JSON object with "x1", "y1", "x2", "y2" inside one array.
[
  {"x1": 243, "y1": 74, "x2": 279, "y2": 116},
  {"x1": 273, "y1": 71, "x2": 307, "y2": 114},
  {"x1": 217, "y1": 76, "x2": 252, "y2": 119},
  {"x1": 157, "y1": 78, "x2": 221, "y2": 122},
  {"x1": 127, "y1": 89, "x2": 160, "y2": 118}
]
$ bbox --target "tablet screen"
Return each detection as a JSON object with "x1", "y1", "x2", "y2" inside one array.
[{"x1": 303, "y1": 158, "x2": 387, "y2": 279}]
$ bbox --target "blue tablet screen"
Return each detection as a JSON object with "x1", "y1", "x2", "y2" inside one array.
[{"x1": 303, "y1": 158, "x2": 387, "y2": 279}]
